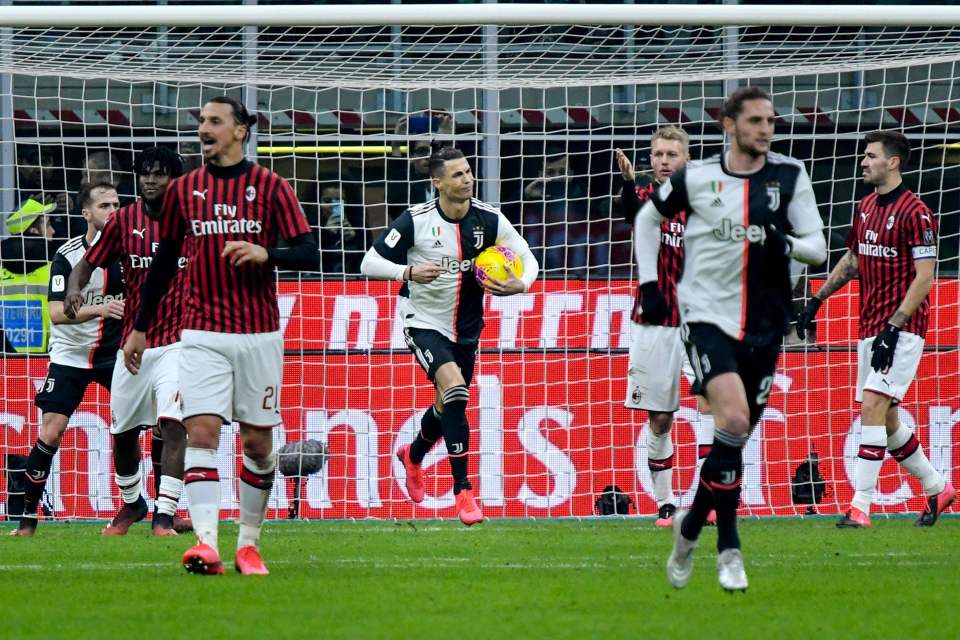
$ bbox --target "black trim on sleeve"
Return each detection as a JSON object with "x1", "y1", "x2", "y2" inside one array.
[
  {"x1": 47, "y1": 254, "x2": 72, "y2": 302},
  {"x1": 267, "y1": 232, "x2": 320, "y2": 271},
  {"x1": 621, "y1": 180, "x2": 640, "y2": 224}
]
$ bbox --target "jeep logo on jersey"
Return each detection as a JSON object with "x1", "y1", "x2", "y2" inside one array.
[
  {"x1": 84, "y1": 292, "x2": 123, "y2": 305},
  {"x1": 766, "y1": 181, "x2": 781, "y2": 211},
  {"x1": 440, "y1": 256, "x2": 474, "y2": 273},
  {"x1": 473, "y1": 228, "x2": 484, "y2": 249},
  {"x1": 713, "y1": 218, "x2": 765, "y2": 244}
]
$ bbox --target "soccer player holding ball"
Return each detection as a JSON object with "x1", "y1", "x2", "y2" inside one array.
[{"x1": 361, "y1": 146, "x2": 538, "y2": 525}]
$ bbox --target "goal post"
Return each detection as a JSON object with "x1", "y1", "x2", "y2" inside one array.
[{"x1": 0, "y1": 5, "x2": 958, "y2": 521}]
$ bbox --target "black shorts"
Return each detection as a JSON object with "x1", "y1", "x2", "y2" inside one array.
[
  {"x1": 404, "y1": 328, "x2": 478, "y2": 386},
  {"x1": 34, "y1": 362, "x2": 113, "y2": 417},
  {"x1": 682, "y1": 322, "x2": 781, "y2": 426}
]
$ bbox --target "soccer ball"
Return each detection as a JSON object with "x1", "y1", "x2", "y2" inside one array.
[{"x1": 474, "y1": 245, "x2": 523, "y2": 285}]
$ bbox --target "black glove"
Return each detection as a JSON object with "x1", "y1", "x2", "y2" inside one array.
[
  {"x1": 764, "y1": 223, "x2": 793, "y2": 257},
  {"x1": 796, "y1": 297, "x2": 823, "y2": 340},
  {"x1": 871, "y1": 324, "x2": 900, "y2": 373},
  {"x1": 638, "y1": 282, "x2": 668, "y2": 325}
]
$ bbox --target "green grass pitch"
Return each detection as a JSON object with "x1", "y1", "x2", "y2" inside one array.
[{"x1": 2, "y1": 517, "x2": 956, "y2": 639}]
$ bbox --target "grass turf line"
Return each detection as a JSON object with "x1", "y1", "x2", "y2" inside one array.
[{"x1": 1, "y1": 518, "x2": 956, "y2": 639}]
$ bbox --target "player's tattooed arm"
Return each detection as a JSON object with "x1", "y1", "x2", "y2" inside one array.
[
  {"x1": 814, "y1": 250, "x2": 858, "y2": 301},
  {"x1": 889, "y1": 257, "x2": 935, "y2": 328}
]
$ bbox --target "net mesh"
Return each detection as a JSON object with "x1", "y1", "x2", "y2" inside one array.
[{"x1": 1, "y1": 19, "x2": 959, "y2": 521}]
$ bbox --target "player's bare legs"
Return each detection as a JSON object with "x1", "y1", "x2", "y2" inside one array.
[
  {"x1": 13, "y1": 413, "x2": 70, "y2": 535},
  {"x1": 234, "y1": 423, "x2": 275, "y2": 574},
  {"x1": 181, "y1": 414, "x2": 225, "y2": 574},
  {"x1": 102, "y1": 429, "x2": 149, "y2": 535},
  {"x1": 435, "y1": 362, "x2": 482, "y2": 525},
  {"x1": 647, "y1": 410, "x2": 677, "y2": 526}
]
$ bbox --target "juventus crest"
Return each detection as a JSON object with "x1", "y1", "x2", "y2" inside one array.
[
  {"x1": 473, "y1": 227, "x2": 484, "y2": 249},
  {"x1": 766, "y1": 181, "x2": 781, "y2": 211}
]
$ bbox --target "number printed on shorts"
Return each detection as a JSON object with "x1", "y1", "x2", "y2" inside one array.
[
  {"x1": 262, "y1": 385, "x2": 278, "y2": 412},
  {"x1": 755, "y1": 375, "x2": 774, "y2": 407}
]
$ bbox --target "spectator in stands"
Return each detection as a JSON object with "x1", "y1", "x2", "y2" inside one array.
[
  {"x1": 386, "y1": 112, "x2": 454, "y2": 221},
  {"x1": 1, "y1": 198, "x2": 57, "y2": 353},
  {"x1": 521, "y1": 152, "x2": 590, "y2": 277},
  {"x1": 309, "y1": 180, "x2": 365, "y2": 274},
  {"x1": 16, "y1": 145, "x2": 73, "y2": 240},
  {"x1": 82, "y1": 150, "x2": 135, "y2": 203}
]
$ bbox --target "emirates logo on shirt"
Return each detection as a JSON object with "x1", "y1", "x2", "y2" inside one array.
[
  {"x1": 859, "y1": 229, "x2": 898, "y2": 258},
  {"x1": 191, "y1": 204, "x2": 263, "y2": 236}
]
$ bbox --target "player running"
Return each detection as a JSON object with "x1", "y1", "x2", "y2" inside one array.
[{"x1": 361, "y1": 146, "x2": 538, "y2": 526}]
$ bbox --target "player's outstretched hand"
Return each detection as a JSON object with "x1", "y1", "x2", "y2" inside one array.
[
  {"x1": 796, "y1": 297, "x2": 823, "y2": 340},
  {"x1": 871, "y1": 324, "x2": 900, "y2": 373},
  {"x1": 482, "y1": 264, "x2": 525, "y2": 297},
  {"x1": 614, "y1": 148, "x2": 635, "y2": 182},
  {"x1": 409, "y1": 263, "x2": 446, "y2": 284},
  {"x1": 638, "y1": 281, "x2": 668, "y2": 325},
  {"x1": 64, "y1": 288, "x2": 83, "y2": 319},
  {"x1": 222, "y1": 241, "x2": 269, "y2": 267},
  {"x1": 100, "y1": 299, "x2": 124, "y2": 320},
  {"x1": 122, "y1": 330, "x2": 147, "y2": 375}
]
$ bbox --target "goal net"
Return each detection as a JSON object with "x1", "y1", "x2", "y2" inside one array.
[{"x1": 1, "y1": 5, "x2": 959, "y2": 521}]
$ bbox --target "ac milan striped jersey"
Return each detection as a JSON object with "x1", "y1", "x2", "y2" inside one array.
[
  {"x1": 648, "y1": 153, "x2": 823, "y2": 345},
  {"x1": 846, "y1": 184, "x2": 937, "y2": 340},
  {"x1": 85, "y1": 201, "x2": 187, "y2": 348},
  {"x1": 372, "y1": 197, "x2": 531, "y2": 343},
  {"x1": 624, "y1": 181, "x2": 686, "y2": 327},
  {"x1": 158, "y1": 160, "x2": 311, "y2": 334},
  {"x1": 48, "y1": 235, "x2": 123, "y2": 369}
]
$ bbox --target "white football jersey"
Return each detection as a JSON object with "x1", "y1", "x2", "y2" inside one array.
[
  {"x1": 373, "y1": 198, "x2": 531, "y2": 343},
  {"x1": 647, "y1": 152, "x2": 823, "y2": 344}
]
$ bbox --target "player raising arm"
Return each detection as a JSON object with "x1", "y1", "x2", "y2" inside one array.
[
  {"x1": 635, "y1": 87, "x2": 826, "y2": 591},
  {"x1": 797, "y1": 130, "x2": 954, "y2": 529},
  {"x1": 361, "y1": 146, "x2": 538, "y2": 525}
]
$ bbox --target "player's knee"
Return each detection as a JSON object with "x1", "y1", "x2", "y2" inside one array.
[
  {"x1": 861, "y1": 391, "x2": 891, "y2": 424},
  {"x1": 721, "y1": 414, "x2": 751, "y2": 436},
  {"x1": 441, "y1": 384, "x2": 469, "y2": 410},
  {"x1": 647, "y1": 411, "x2": 673, "y2": 435}
]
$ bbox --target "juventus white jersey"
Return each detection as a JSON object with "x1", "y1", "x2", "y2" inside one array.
[
  {"x1": 47, "y1": 234, "x2": 123, "y2": 368},
  {"x1": 645, "y1": 152, "x2": 823, "y2": 344},
  {"x1": 372, "y1": 198, "x2": 532, "y2": 343}
]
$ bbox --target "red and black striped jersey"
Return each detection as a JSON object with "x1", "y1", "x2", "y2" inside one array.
[
  {"x1": 626, "y1": 182, "x2": 686, "y2": 327},
  {"x1": 846, "y1": 184, "x2": 937, "y2": 340},
  {"x1": 85, "y1": 201, "x2": 187, "y2": 348},
  {"x1": 159, "y1": 160, "x2": 311, "y2": 334}
]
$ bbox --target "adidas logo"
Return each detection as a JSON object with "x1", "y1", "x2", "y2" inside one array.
[
  {"x1": 432, "y1": 239, "x2": 444, "y2": 248},
  {"x1": 711, "y1": 197, "x2": 723, "y2": 207}
]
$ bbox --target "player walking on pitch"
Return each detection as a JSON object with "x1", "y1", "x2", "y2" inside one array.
[
  {"x1": 797, "y1": 130, "x2": 955, "y2": 528},
  {"x1": 67, "y1": 147, "x2": 192, "y2": 536},
  {"x1": 11, "y1": 183, "x2": 123, "y2": 535},
  {"x1": 634, "y1": 87, "x2": 827, "y2": 591},
  {"x1": 616, "y1": 127, "x2": 716, "y2": 527},
  {"x1": 361, "y1": 146, "x2": 538, "y2": 525},
  {"x1": 124, "y1": 97, "x2": 319, "y2": 574}
]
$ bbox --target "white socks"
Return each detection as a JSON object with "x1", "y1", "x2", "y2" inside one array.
[
  {"x1": 888, "y1": 426, "x2": 945, "y2": 497},
  {"x1": 646, "y1": 428, "x2": 675, "y2": 507},
  {"x1": 851, "y1": 425, "x2": 886, "y2": 514},
  {"x1": 238, "y1": 453, "x2": 276, "y2": 551},
  {"x1": 184, "y1": 447, "x2": 220, "y2": 552},
  {"x1": 115, "y1": 470, "x2": 142, "y2": 504},
  {"x1": 155, "y1": 476, "x2": 184, "y2": 517}
]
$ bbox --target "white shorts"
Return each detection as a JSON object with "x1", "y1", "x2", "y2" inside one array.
[
  {"x1": 625, "y1": 322, "x2": 695, "y2": 412},
  {"x1": 856, "y1": 331, "x2": 924, "y2": 403},
  {"x1": 110, "y1": 342, "x2": 182, "y2": 435},
  {"x1": 180, "y1": 329, "x2": 283, "y2": 427}
]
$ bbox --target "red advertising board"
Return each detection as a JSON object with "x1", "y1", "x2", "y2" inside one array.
[{"x1": 2, "y1": 350, "x2": 958, "y2": 520}]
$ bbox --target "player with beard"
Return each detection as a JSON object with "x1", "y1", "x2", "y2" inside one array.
[
  {"x1": 635, "y1": 86, "x2": 827, "y2": 590},
  {"x1": 66, "y1": 147, "x2": 192, "y2": 536},
  {"x1": 797, "y1": 130, "x2": 954, "y2": 528},
  {"x1": 124, "y1": 97, "x2": 318, "y2": 574},
  {"x1": 11, "y1": 183, "x2": 123, "y2": 535}
]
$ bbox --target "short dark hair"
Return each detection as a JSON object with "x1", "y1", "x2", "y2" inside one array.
[
  {"x1": 720, "y1": 86, "x2": 773, "y2": 122},
  {"x1": 206, "y1": 96, "x2": 258, "y2": 141},
  {"x1": 864, "y1": 130, "x2": 911, "y2": 169},
  {"x1": 134, "y1": 146, "x2": 184, "y2": 179},
  {"x1": 428, "y1": 146, "x2": 466, "y2": 178},
  {"x1": 77, "y1": 181, "x2": 117, "y2": 210}
]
